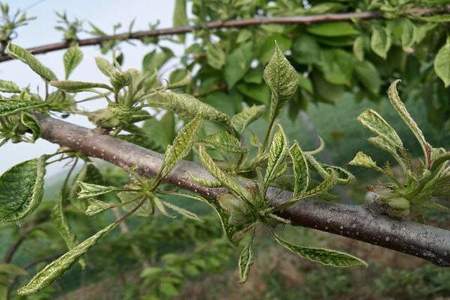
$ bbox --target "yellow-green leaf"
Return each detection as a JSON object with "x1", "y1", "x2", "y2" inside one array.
[
  {"x1": 349, "y1": 151, "x2": 380, "y2": 170},
  {"x1": 357, "y1": 109, "x2": 403, "y2": 149},
  {"x1": 50, "y1": 80, "x2": 112, "y2": 92},
  {"x1": 274, "y1": 234, "x2": 367, "y2": 267},
  {"x1": 434, "y1": 40, "x2": 450, "y2": 87},
  {"x1": 77, "y1": 182, "x2": 119, "y2": 200},
  {"x1": 17, "y1": 222, "x2": 117, "y2": 295},
  {"x1": 0, "y1": 100, "x2": 47, "y2": 117},
  {"x1": 201, "y1": 131, "x2": 243, "y2": 153},
  {"x1": 0, "y1": 80, "x2": 21, "y2": 93},
  {"x1": 370, "y1": 26, "x2": 391, "y2": 59},
  {"x1": 264, "y1": 125, "x2": 288, "y2": 189},
  {"x1": 231, "y1": 105, "x2": 265, "y2": 134},
  {"x1": 238, "y1": 236, "x2": 254, "y2": 283},
  {"x1": 0, "y1": 156, "x2": 46, "y2": 223},
  {"x1": 6, "y1": 43, "x2": 57, "y2": 81}
]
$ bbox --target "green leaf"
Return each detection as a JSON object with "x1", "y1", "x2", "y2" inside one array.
[
  {"x1": 52, "y1": 201, "x2": 77, "y2": 251},
  {"x1": 69, "y1": 163, "x2": 104, "y2": 202},
  {"x1": 307, "y1": 22, "x2": 359, "y2": 37},
  {"x1": 434, "y1": 40, "x2": 450, "y2": 87},
  {"x1": 173, "y1": 0, "x2": 188, "y2": 42},
  {"x1": 354, "y1": 61, "x2": 381, "y2": 94},
  {"x1": 50, "y1": 80, "x2": 112, "y2": 92},
  {"x1": 0, "y1": 80, "x2": 21, "y2": 93},
  {"x1": 77, "y1": 182, "x2": 119, "y2": 200},
  {"x1": 0, "y1": 264, "x2": 27, "y2": 276},
  {"x1": 370, "y1": 26, "x2": 391, "y2": 59},
  {"x1": 264, "y1": 43, "x2": 298, "y2": 126},
  {"x1": 0, "y1": 156, "x2": 46, "y2": 223},
  {"x1": 0, "y1": 100, "x2": 47, "y2": 117},
  {"x1": 206, "y1": 43, "x2": 226, "y2": 70},
  {"x1": 63, "y1": 45, "x2": 83, "y2": 79},
  {"x1": 400, "y1": 19, "x2": 416, "y2": 50},
  {"x1": 274, "y1": 234, "x2": 367, "y2": 267},
  {"x1": 238, "y1": 236, "x2": 254, "y2": 283},
  {"x1": 264, "y1": 125, "x2": 288, "y2": 189},
  {"x1": 198, "y1": 145, "x2": 252, "y2": 202},
  {"x1": 319, "y1": 49, "x2": 354, "y2": 86},
  {"x1": 157, "y1": 116, "x2": 202, "y2": 181},
  {"x1": 353, "y1": 36, "x2": 365, "y2": 61},
  {"x1": 149, "y1": 91, "x2": 231, "y2": 125},
  {"x1": 224, "y1": 42, "x2": 253, "y2": 88},
  {"x1": 388, "y1": 80, "x2": 431, "y2": 167},
  {"x1": 349, "y1": 151, "x2": 380, "y2": 171},
  {"x1": 357, "y1": 109, "x2": 403, "y2": 149},
  {"x1": 17, "y1": 222, "x2": 117, "y2": 296},
  {"x1": 289, "y1": 142, "x2": 309, "y2": 198},
  {"x1": 85, "y1": 199, "x2": 114, "y2": 216},
  {"x1": 231, "y1": 105, "x2": 265, "y2": 134},
  {"x1": 201, "y1": 131, "x2": 243, "y2": 153},
  {"x1": 6, "y1": 43, "x2": 57, "y2": 81}
]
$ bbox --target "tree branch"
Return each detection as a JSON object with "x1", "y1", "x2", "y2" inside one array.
[
  {"x1": 0, "y1": 6, "x2": 449, "y2": 63},
  {"x1": 36, "y1": 115, "x2": 450, "y2": 266}
]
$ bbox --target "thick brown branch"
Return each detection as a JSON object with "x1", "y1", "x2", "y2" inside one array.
[
  {"x1": 36, "y1": 115, "x2": 450, "y2": 266},
  {"x1": 0, "y1": 6, "x2": 449, "y2": 63}
]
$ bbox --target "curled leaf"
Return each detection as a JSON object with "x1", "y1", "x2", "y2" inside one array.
[
  {"x1": 289, "y1": 142, "x2": 309, "y2": 197},
  {"x1": 0, "y1": 156, "x2": 46, "y2": 223},
  {"x1": 238, "y1": 236, "x2": 254, "y2": 283},
  {"x1": 6, "y1": 43, "x2": 57, "y2": 81},
  {"x1": 264, "y1": 125, "x2": 288, "y2": 189},
  {"x1": 17, "y1": 223, "x2": 117, "y2": 295},
  {"x1": 77, "y1": 182, "x2": 119, "y2": 200},
  {"x1": 274, "y1": 234, "x2": 367, "y2": 267},
  {"x1": 357, "y1": 109, "x2": 403, "y2": 149},
  {"x1": 50, "y1": 80, "x2": 112, "y2": 92},
  {"x1": 349, "y1": 151, "x2": 380, "y2": 171},
  {"x1": 231, "y1": 105, "x2": 265, "y2": 134}
]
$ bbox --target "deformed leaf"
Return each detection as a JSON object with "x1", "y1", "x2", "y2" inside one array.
[
  {"x1": 52, "y1": 201, "x2": 77, "y2": 250},
  {"x1": 162, "y1": 201, "x2": 201, "y2": 221},
  {"x1": 148, "y1": 91, "x2": 231, "y2": 125},
  {"x1": 0, "y1": 80, "x2": 21, "y2": 93},
  {"x1": 0, "y1": 100, "x2": 47, "y2": 117},
  {"x1": 349, "y1": 151, "x2": 380, "y2": 170},
  {"x1": 238, "y1": 236, "x2": 254, "y2": 283},
  {"x1": 0, "y1": 156, "x2": 46, "y2": 223},
  {"x1": 231, "y1": 105, "x2": 265, "y2": 134},
  {"x1": 201, "y1": 131, "x2": 243, "y2": 153},
  {"x1": 50, "y1": 80, "x2": 112, "y2": 92},
  {"x1": 6, "y1": 43, "x2": 57, "y2": 81},
  {"x1": 274, "y1": 234, "x2": 367, "y2": 267},
  {"x1": 434, "y1": 39, "x2": 450, "y2": 87},
  {"x1": 77, "y1": 182, "x2": 119, "y2": 200},
  {"x1": 157, "y1": 116, "x2": 202, "y2": 181},
  {"x1": 289, "y1": 142, "x2": 309, "y2": 197},
  {"x1": 17, "y1": 222, "x2": 117, "y2": 295},
  {"x1": 264, "y1": 125, "x2": 288, "y2": 189},
  {"x1": 388, "y1": 80, "x2": 431, "y2": 167},
  {"x1": 264, "y1": 43, "x2": 298, "y2": 125},
  {"x1": 63, "y1": 45, "x2": 83, "y2": 79},
  {"x1": 357, "y1": 109, "x2": 403, "y2": 149},
  {"x1": 198, "y1": 145, "x2": 252, "y2": 202}
]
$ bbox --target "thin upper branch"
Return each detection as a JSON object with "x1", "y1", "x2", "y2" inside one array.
[
  {"x1": 0, "y1": 5, "x2": 449, "y2": 63},
  {"x1": 36, "y1": 115, "x2": 450, "y2": 266}
]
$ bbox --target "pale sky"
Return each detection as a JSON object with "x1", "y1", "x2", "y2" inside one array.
[{"x1": 0, "y1": 0, "x2": 179, "y2": 174}]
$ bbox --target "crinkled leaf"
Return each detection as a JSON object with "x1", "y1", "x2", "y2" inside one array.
[
  {"x1": 198, "y1": 145, "x2": 251, "y2": 202},
  {"x1": 264, "y1": 43, "x2": 298, "y2": 125},
  {"x1": 17, "y1": 222, "x2": 117, "y2": 295},
  {"x1": 6, "y1": 43, "x2": 57, "y2": 81},
  {"x1": 388, "y1": 80, "x2": 431, "y2": 167},
  {"x1": 149, "y1": 91, "x2": 230, "y2": 125},
  {"x1": 21, "y1": 113, "x2": 41, "y2": 142},
  {"x1": 274, "y1": 234, "x2": 367, "y2": 267},
  {"x1": 349, "y1": 151, "x2": 379, "y2": 170},
  {"x1": 0, "y1": 80, "x2": 21, "y2": 93},
  {"x1": 370, "y1": 26, "x2": 391, "y2": 59},
  {"x1": 0, "y1": 156, "x2": 46, "y2": 223},
  {"x1": 289, "y1": 142, "x2": 309, "y2": 197},
  {"x1": 231, "y1": 105, "x2": 265, "y2": 134},
  {"x1": 52, "y1": 201, "x2": 77, "y2": 250},
  {"x1": 0, "y1": 100, "x2": 47, "y2": 117},
  {"x1": 434, "y1": 39, "x2": 450, "y2": 87},
  {"x1": 201, "y1": 131, "x2": 243, "y2": 153},
  {"x1": 69, "y1": 163, "x2": 104, "y2": 202},
  {"x1": 77, "y1": 182, "x2": 119, "y2": 200},
  {"x1": 238, "y1": 236, "x2": 254, "y2": 283},
  {"x1": 63, "y1": 45, "x2": 83, "y2": 79},
  {"x1": 264, "y1": 125, "x2": 288, "y2": 188},
  {"x1": 50, "y1": 80, "x2": 112, "y2": 92},
  {"x1": 158, "y1": 116, "x2": 202, "y2": 181},
  {"x1": 357, "y1": 109, "x2": 403, "y2": 149},
  {"x1": 162, "y1": 201, "x2": 201, "y2": 221},
  {"x1": 85, "y1": 199, "x2": 114, "y2": 216}
]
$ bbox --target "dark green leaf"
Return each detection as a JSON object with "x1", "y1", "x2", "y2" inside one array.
[{"x1": 224, "y1": 42, "x2": 253, "y2": 88}]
